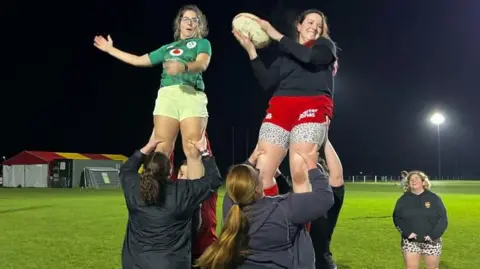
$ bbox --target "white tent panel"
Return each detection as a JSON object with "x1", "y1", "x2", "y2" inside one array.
[
  {"x1": 2, "y1": 166, "x2": 14, "y2": 187},
  {"x1": 12, "y1": 165, "x2": 25, "y2": 187},
  {"x1": 3, "y1": 165, "x2": 26, "y2": 187},
  {"x1": 24, "y1": 164, "x2": 49, "y2": 188}
]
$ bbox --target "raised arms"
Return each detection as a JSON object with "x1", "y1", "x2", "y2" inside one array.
[{"x1": 94, "y1": 35, "x2": 155, "y2": 67}]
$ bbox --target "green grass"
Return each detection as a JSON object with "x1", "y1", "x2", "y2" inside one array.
[{"x1": 1, "y1": 181, "x2": 479, "y2": 269}]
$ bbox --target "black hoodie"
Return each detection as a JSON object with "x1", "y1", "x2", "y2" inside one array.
[{"x1": 392, "y1": 190, "x2": 448, "y2": 242}]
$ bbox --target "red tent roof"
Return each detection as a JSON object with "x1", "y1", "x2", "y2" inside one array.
[
  {"x1": 3, "y1": 151, "x2": 127, "y2": 165},
  {"x1": 3, "y1": 151, "x2": 65, "y2": 165}
]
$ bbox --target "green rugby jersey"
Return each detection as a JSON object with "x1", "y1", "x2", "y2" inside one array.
[{"x1": 148, "y1": 38, "x2": 211, "y2": 91}]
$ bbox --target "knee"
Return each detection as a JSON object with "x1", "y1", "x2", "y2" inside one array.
[
  {"x1": 290, "y1": 154, "x2": 308, "y2": 183},
  {"x1": 155, "y1": 142, "x2": 173, "y2": 156},
  {"x1": 183, "y1": 144, "x2": 200, "y2": 160}
]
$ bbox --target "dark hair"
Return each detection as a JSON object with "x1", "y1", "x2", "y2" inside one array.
[
  {"x1": 318, "y1": 158, "x2": 330, "y2": 174},
  {"x1": 140, "y1": 152, "x2": 171, "y2": 205},
  {"x1": 294, "y1": 9, "x2": 331, "y2": 40},
  {"x1": 294, "y1": 9, "x2": 339, "y2": 73},
  {"x1": 196, "y1": 165, "x2": 258, "y2": 269},
  {"x1": 173, "y1": 5, "x2": 209, "y2": 40},
  {"x1": 175, "y1": 159, "x2": 188, "y2": 179}
]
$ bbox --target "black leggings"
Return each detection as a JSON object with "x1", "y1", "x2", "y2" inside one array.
[{"x1": 310, "y1": 185, "x2": 345, "y2": 269}]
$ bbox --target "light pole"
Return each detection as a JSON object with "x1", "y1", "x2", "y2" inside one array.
[{"x1": 430, "y1": 112, "x2": 445, "y2": 179}]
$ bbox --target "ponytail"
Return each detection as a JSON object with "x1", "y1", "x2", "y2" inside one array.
[
  {"x1": 140, "y1": 168, "x2": 160, "y2": 203},
  {"x1": 196, "y1": 204, "x2": 249, "y2": 269},
  {"x1": 139, "y1": 152, "x2": 170, "y2": 205}
]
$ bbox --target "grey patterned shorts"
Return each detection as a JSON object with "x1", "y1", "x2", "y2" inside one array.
[{"x1": 401, "y1": 238, "x2": 442, "y2": 256}]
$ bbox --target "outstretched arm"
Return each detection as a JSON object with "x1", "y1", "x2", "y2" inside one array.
[
  {"x1": 109, "y1": 48, "x2": 153, "y2": 67},
  {"x1": 93, "y1": 35, "x2": 160, "y2": 67},
  {"x1": 324, "y1": 140, "x2": 344, "y2": 187},
  {"x1": 284, "y1": 169, "x2": 334, "y2": 225}
]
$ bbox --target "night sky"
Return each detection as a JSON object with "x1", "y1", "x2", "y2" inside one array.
[{"x1": 3, "y1": 0, "x2": 479, "y2": 177}]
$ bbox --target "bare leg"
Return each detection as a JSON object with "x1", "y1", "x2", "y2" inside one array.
[
  {"x1": 403, "y1": 252, "x2": 421, "y2": 269},
  {"x1": 180, "y1": 117, "x2": 208, "y2": 179},
  {"x1": 256, "y1": 122, "x2": 289, "y2": 190},
  {"x1": 154, "y1": 115, "x2": 180, "y2": 157},
  {"x1": 289, "y1": 121, "x2": 328, "y2": 193}
]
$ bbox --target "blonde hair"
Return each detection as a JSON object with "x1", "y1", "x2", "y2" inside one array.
[
  {"x1": 195, "y1": 165, "x2": 260, "y2": 269},
  {"x1": 173, "y1": 5, "x2": 209, "y2": 41},
  {"x1": 403, "y1": 170, "x2": 431, "y2": 192}
]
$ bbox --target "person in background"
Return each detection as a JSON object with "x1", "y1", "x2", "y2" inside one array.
[
  {"x1": 399, "y1": 170, "x2": 408, "y2": 188},
  {"x1": 196, "y1": 145, "x2": 334, "y2": 269},
  {"x1": 175, "y1": 134, "x2": 218, "y2": 268},
  {"x1": 310, "y1": 139, "x2": 345, "y2": 269},
  {"x1": 119, "y1": 131, "x2": 223, "y2": 269},
  {"x1": 393, "y1": 171, "x2": 448, "y2": 269}
]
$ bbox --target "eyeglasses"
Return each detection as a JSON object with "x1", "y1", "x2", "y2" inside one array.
[{"x1": 181, "y1": 17, "x2": 199, "y2": 24}]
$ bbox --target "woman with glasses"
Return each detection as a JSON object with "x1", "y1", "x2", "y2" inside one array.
[{"x1": 94, "y1": 5, "x2": 212, "y2": 180}]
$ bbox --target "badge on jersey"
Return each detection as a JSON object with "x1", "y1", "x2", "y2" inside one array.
[
  {"x1": 186, "y1": 41, "x2": 197, "y2": 49},
  {"x1": 425, "y1": 201, "x2": 431, "y2": 208},
  {"x1": 169, "y1": 48, "x2": 184, "y2": 56}
]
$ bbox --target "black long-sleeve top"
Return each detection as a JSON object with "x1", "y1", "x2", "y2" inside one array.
[
  {"x1": 392, "y1": 190, "x2": 448, "y2": 242},
  {"x1": 119, "y1": 150, "x2": 223, "y2": 269},
  {"x1": 250, "y1": 36, "x2": 337, "y2": 97}
]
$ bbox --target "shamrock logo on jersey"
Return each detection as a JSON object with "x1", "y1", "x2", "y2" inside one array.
[
  {"x1": 186, "y1": 41, "x2": 197, "y2": 49},
  {"x1": 169, "y1": 48, "x2": 184, "y2": 56}
]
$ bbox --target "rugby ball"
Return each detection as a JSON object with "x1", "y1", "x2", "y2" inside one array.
[{"x1": 232, "y1": 13, "x2": 271, "y2": 49}]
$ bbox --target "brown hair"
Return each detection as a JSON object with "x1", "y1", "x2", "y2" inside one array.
[
  {"x1": 403, "y1": 170, "x2": 431, "y2": 192},
  {"x1": 195, "y1": 165, "x2": 260, "y2": 269},
  {"x1": 140, "y1": 152, "x2": 171, "y2": 205},
  {"x1": 294, "y1": 9, "x2": 339, "y2": 73},
  {"x1": 294, "y1": 9, "x2": 331, "y2": 41},
  {"x1": 173, "y1": 5, "x2": 209, "y2": 41}
]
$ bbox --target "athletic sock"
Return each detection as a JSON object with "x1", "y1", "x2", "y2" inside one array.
[{"x1": 264, "y1": 184, "x2": 279, "y2": 196}]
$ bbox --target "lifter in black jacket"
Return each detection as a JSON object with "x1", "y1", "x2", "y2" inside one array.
[
  {"x1": 119, "y1": 132, "x2": 223, "y2": 269},
  {"x1": 232, "y1": 9, "x2": 338, "y2": 198},
  {"x1": 393, "y1": 171, "x2": 448, "y2": 269}
]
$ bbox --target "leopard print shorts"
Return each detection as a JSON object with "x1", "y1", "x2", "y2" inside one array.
[{"x1": 401, "y1": 238, "x2": 442, "y2": 256}]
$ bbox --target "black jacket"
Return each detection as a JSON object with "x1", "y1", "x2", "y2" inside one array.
[
  {"x1": 393, "y1": 190, "x2": 448, "y2": 242},
  {"x1": 119, "y1": 151, "x2": 223, "y2": 269},
  {"x1": 250, "y1": 36, "x2": 337, "y2": 97}
]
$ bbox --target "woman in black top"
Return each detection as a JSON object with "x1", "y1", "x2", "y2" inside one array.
[
  {"x1": 119, "y1": 132, "x2": 223, "y2": 269},
  {"x1": 393, "y1": 171, "x2": 448, "y2": 269},
  {"x1": 232, "y1": 9, "x2": 339, "y2": 198}
]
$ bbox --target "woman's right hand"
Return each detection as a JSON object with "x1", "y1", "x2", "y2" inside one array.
[
  {"x1": 232, "y1": 30, "x2": 256, "y2": 56},
  {"x1": 94, "y1": 35, "x2": 113, "y2": 53},
  {"x1": 408, "y1": 233, "x2": 417, "y2": 239}
]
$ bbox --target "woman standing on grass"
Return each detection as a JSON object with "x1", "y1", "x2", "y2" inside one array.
[
  {"x1": 119, "y1": 132, "x2": 223, "y2": 269},
  {"x1": 393, "y1": 171, "x2": 448, "y2": 269}
]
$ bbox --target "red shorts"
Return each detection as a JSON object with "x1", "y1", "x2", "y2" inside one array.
[{"x1": 259, "y1": 95, "x2": 333, "y2": 148}]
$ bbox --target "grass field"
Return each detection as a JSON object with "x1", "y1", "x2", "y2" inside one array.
[{"x1": 1, "y1": 181, "x2": 479, "y2": 269}]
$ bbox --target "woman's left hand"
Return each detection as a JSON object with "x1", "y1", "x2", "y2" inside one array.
[
  {"x1": 254, "y1": 18, "x2": 284, "y2": 41},
  {"x1": 163, "y1": 60, "x2": 186, "y2": 75}
]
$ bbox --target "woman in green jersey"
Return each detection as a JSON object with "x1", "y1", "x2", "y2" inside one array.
[{"x1": 94, "y1": 5, "x2": 212, "y2": 179}]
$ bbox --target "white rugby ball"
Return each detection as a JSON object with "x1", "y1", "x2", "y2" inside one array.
[{"x1": 232, "y1": 13, "x2": 271, "y2": 49}]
